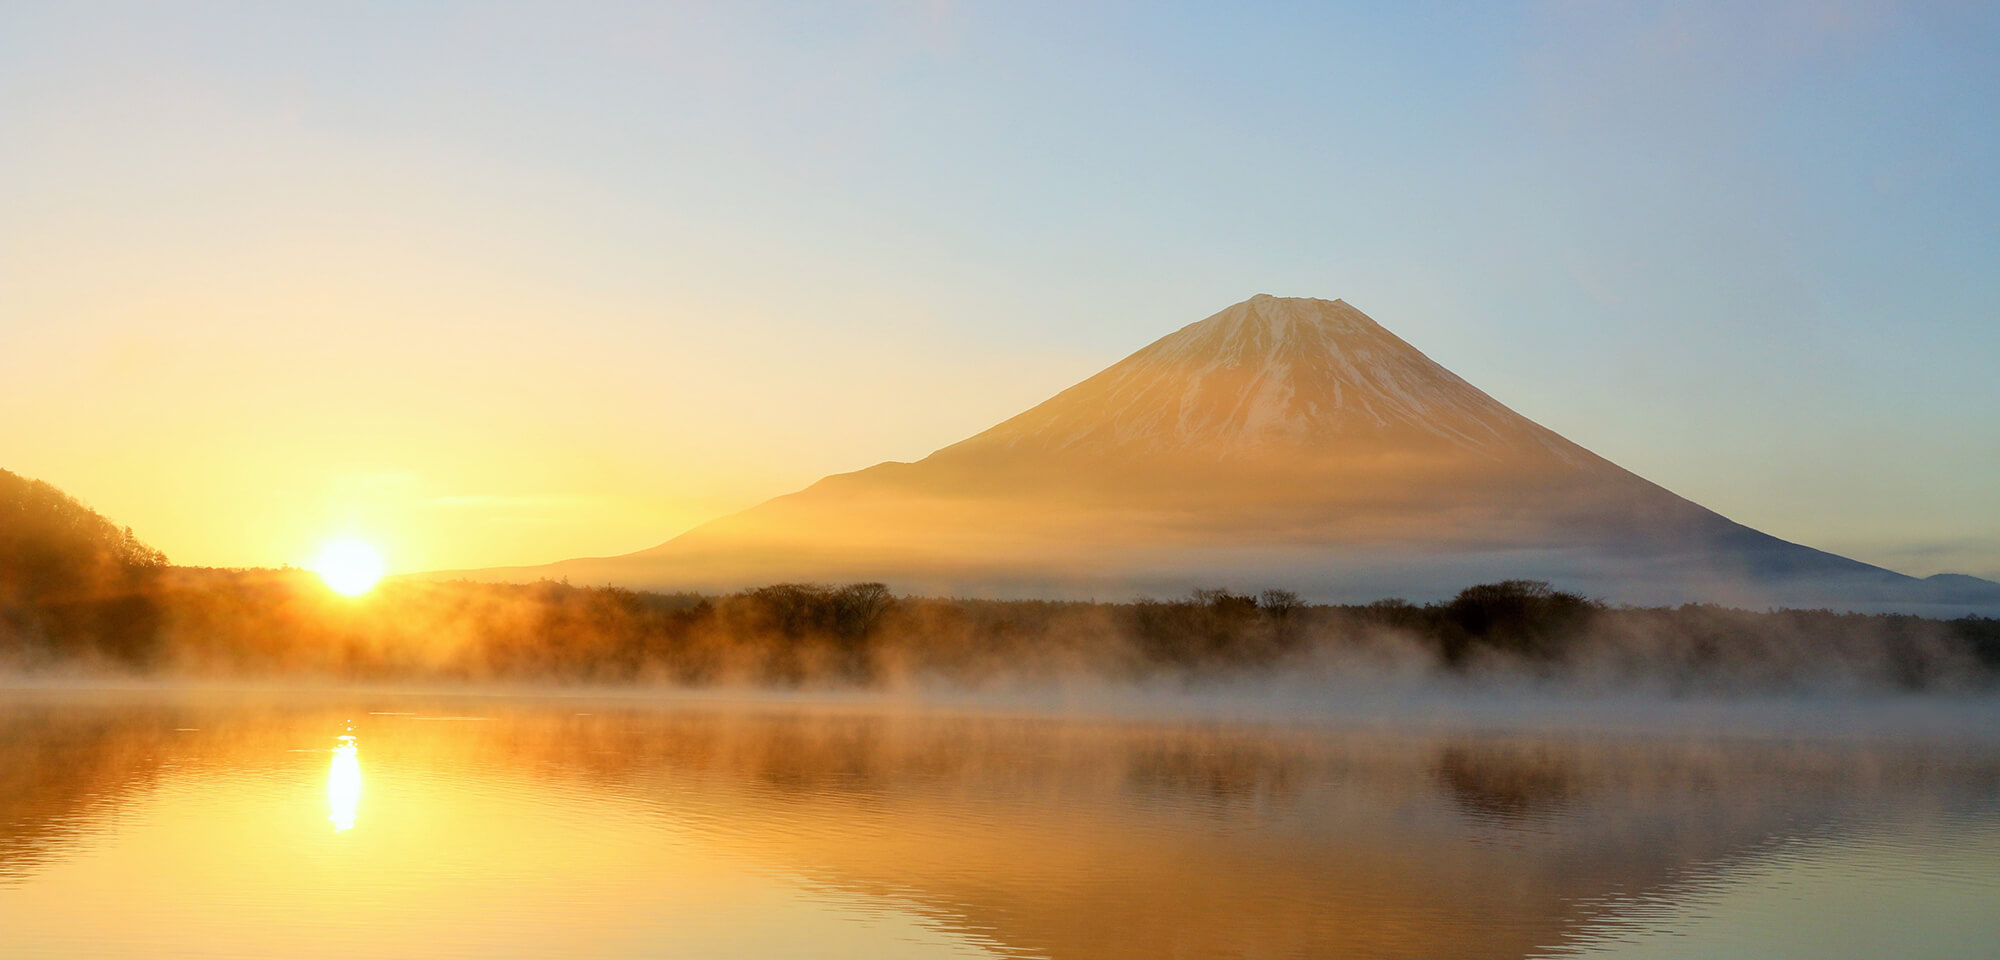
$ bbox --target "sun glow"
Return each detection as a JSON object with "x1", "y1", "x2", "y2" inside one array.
[{"x1": 313, "y1": 539, "x2": 384, "y2": 596}]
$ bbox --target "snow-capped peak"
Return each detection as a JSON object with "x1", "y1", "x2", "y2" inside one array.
[{"x1": 944, "y1": 296, "x2": 1588, "y2": 464}]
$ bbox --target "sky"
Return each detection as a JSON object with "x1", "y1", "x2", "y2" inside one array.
[{"x1": 1, "y1": 0, "x2": 1996, "y2": 579}]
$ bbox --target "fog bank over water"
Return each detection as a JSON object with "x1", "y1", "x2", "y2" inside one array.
[
  {"x1": 6, "y1": 483, "x2": 1996, "y2": 699},
  {"x1": 5, "y1": 678, "x2": 1997, "y2": 747},
  {"x1": 10, "y1": 571, "x2": 1996, "y2": 698}
]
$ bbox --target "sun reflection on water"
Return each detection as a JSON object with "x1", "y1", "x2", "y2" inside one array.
[{"x1": 328, "y1": 732, "x2": 360, "y2": 832}]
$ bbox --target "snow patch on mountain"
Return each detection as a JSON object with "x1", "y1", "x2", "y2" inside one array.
[{"x1": 951, "y1": 295, "x2": 1589, "y2": 464}]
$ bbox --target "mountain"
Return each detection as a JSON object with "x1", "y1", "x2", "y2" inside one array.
[
  {"x1": 466, "y1": 296, "x2": 2000, "y2": 614},
  {"x1": 1, "y1": 468, "x2": 168, "y2": 599}
]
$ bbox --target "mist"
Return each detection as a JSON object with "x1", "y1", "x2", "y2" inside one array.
[{"x1": 6, "y1": 568, "x2": 1996, "y2": 704}]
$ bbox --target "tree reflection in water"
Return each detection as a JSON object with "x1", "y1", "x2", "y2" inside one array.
[{"x1": 0, "y1": 691, "x2": 1995, "y2": 960}]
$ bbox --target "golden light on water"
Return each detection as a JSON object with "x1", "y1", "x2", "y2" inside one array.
[
  {"x1": 328, "y1": 734, "x2": 361, "y2": 832},
  {"x1": 312, "y1": 539, "x2": 384, "y2": 596}
]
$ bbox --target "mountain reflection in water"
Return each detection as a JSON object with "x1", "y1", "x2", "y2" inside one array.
[{"x1": 0, "y1": 690, "x2": 1996, "y2": 959}]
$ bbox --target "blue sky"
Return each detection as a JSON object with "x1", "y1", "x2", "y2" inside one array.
[{"x1": 2, "y1": 1, "x2": 1996, "y2": 577}]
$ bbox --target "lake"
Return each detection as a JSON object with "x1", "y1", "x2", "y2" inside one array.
[{"x1": 2, "y1": 688, "x2": 1996, "y2": 959}]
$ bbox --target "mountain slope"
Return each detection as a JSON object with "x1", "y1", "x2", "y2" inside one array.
[
  {"x1": 944, "y1": 295, "x2": 1584, "y2": 461},
  {"x1": 472, "y1": 296, "x2": 2000, "y2": 613},
  {"x1": 1, "y1": 468, "x2": 168, "y2": 600}
]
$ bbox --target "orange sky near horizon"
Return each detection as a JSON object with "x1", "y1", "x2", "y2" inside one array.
[
  {"x1": 3, "y1": 2, "x2": 1996, "y2": 580},
  {"x1": 1, "y1": 263, "x2": 1088, "y2": 573}
]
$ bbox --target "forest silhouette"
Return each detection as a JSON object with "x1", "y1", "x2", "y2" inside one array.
[{"x1": 2, "y1": 468, "x2": 1995, "y2": 690}]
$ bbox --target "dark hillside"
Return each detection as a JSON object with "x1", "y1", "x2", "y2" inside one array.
[{"x1": 0, "y1": 470, "x2": 168, "y2": 664}]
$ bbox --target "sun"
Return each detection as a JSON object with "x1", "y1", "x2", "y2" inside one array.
[{"x1": 312, "y1": 539, "x2": 385, "y2": 596}]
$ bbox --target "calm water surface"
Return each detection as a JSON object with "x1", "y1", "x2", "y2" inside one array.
[{"x1": 2, "y1": 689, "x2": 1996, "y2": 959}]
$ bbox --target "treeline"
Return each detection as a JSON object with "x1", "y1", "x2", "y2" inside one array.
[
  {"x1": 0, "y1": 469, "x2": 168, "y2": 666},
  {"x1": 4, "y1": 568, "x2": 1997, "y2": 692},
  {"x1": 4, "y1": 467, "x2": 1996, "y2": 691}
]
